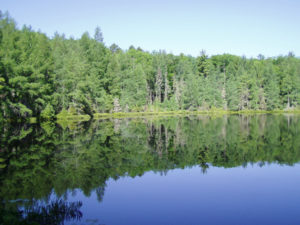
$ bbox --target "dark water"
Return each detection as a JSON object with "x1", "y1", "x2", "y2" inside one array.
[{"x1": 1, "y1": 114, "x2": 300, "y2": 225}]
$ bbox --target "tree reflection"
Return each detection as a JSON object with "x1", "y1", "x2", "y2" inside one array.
[
  {"x1": 0, "y1": 199, "x2": 82, "y2": 225},
  {"x1": 1, "y1": 114, "x2": 300, "y2": 222}
]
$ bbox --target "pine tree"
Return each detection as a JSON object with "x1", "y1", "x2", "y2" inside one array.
[
  {"x1": 197, "y1": 50, "x2": 210, "y2": 78},
  {"x1": 94, "y1": 26, "x2": 104, "y2": 43}
]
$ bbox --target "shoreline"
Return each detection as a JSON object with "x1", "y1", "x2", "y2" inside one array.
[
  {"x1": 2, "y1": 109, "x2": 297, "y2": 124},
  {"x1": 55, "y1": 109, "x2": 300, "y2": 122}
]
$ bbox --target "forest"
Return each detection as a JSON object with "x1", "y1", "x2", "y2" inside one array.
[{"x1": 1, "y1": 12, "x2": 300, "y2": 121}]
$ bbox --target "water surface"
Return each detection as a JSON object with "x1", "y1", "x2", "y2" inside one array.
[{"x1": 1, "y1": 114, "x2": 300, "y2": 224}]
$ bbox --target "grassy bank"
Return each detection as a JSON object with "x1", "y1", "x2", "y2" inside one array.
[
  {"x1": 93, "y1": 109, "x2": 300, "y2": 119},
  {"x1": 25, "y1": 109, "x2": 300, "y2": 124}
]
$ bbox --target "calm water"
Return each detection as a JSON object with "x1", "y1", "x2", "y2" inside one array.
[{"x1": 1, "y1": 114, "x2": 300, "y2": 225}]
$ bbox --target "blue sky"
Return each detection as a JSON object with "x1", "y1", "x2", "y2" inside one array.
[{"x1": 1, "y1": 0, "x2": 300, "y2": 57}]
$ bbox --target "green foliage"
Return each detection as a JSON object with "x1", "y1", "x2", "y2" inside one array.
[
  {"x1": 0, "y1": 12, "x2": 300, "y2": 121},
  {"x1": 56, "y1": 108, "x2": 68, "y2": 118},
  {"x1": 40, "y1": 103, "x2": 55, "y2": 121},
  {"x1": 120, "y1": 64, "x2": 147, "y2": 111},
  {"x1": 9, "y1": 102, "x2": 33, "y2": 118},
  {"x1": 197, "y1": 50, "x2": 210, "y2": 77},
  {"x1": 182, "y1": 73, "x2": 202, "y2": 110}
]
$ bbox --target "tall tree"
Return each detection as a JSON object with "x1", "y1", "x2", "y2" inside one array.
[
  {"x1": 197, "y1": 50, "x2": 210, "y2": 78},
  {"x1": 94, "y1": 26, "x2": 104, "y2": 43}
]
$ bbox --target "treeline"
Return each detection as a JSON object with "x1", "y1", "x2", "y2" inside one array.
[{"x1": 1, "y1": 12, "x2": 300, "y2": 121}]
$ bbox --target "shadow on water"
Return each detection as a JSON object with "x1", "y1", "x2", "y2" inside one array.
[{"x1": 1, "y1": 114, "x2": 300, "y2": 224}]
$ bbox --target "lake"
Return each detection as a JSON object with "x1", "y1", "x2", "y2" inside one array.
[{"x1": 1, "y1": 114, "x2": 300, "y2": 225}]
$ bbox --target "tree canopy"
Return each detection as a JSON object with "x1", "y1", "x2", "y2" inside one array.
[{"x1": 0, "y1": 12, "x2": 300, "y2": 121}]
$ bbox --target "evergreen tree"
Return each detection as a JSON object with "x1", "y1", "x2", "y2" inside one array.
[
  {"x1": 94, "y1": 26, "x2": 104, "y2": 43},
  {"x1": 120, "y1": 64, "x2": 147, "y2": 111},
  {"x1": 197, "y1": 50, "x2": 209, "y2": 78},
  {"x1": 0, "y1": 13, "x2": 300, "y2": 120}
]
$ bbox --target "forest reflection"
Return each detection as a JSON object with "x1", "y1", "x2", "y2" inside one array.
[{"x1": 1, "y1": 114, "x2": 300, "y2": 224}]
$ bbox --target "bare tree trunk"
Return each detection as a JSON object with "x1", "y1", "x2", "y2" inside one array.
[
  {"x1": 222, "y1": 64, "x2": 227, "y2": 109},
  {"x1": 164, "y1": 72, "x2": 169, "y2": 102},
  {"x1": 155, "y1": 68, "x2": 162, "y2": 103}
]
